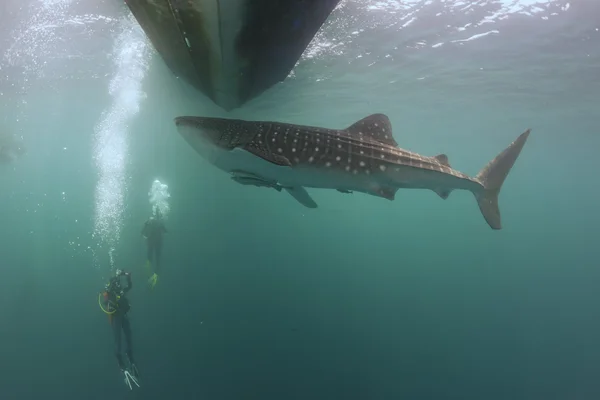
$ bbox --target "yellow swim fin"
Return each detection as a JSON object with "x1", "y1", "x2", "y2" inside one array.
[{"x1": 147, "y1": 273, "x2": 159, "y2": 289}]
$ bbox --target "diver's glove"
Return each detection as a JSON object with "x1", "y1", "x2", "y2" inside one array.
[{"x1": 122, "y1": 368, "x2": 140, "y2": 390}]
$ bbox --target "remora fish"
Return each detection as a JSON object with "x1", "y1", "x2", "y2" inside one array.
[{"x1": 174, "y1": 113, "x2": 530, "y2": 230}]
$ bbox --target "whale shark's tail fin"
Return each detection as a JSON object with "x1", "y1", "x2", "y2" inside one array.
[{"x1": 474, "y1": 129, "x2": 531, "y2": 230}]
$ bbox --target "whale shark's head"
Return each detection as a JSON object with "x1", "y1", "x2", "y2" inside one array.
[
  {"x1": 175, "y1": 117, "x2": 223, "y2": 149},
  {"x1": 175, "y1": 116, "x2": 256, "y2": 148}
]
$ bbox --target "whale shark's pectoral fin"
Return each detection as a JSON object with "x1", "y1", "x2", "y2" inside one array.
[
  {"x1": 284, "y1": 187, "x2": 318, "y2": 208},
  {"x1": 337, "y1": 189, "x2": 353, "y2": 194}
]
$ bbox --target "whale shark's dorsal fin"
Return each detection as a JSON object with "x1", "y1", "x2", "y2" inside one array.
[{"x1": 345, "y1": 114, "x2": 397, "y2": 147}]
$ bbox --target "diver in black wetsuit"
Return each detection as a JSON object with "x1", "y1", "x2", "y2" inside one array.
[
  {"x1": 141, "y1": 209, "x2": 167, "y2": 288},
  {"x1": 100, "y1": 269, "x2": 140, "y2": 389}
]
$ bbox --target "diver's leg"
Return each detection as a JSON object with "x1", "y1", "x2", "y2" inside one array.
[
  {"x1": 154, "y1": 240, "x2": 162, "y2": 273},
  {"x1": 146, "y1": 241, "x2": 153, "y2": 264},
  {"x1": 123, "y1": 316, "x2": 134, "y2": 365},
  {"x1": 113, "y1": 317, "x2": 125, "y2": 369}
]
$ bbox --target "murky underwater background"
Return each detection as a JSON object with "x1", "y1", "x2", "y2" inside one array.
[{"x1": 1, "y1": 0, "x2": 599, "y2": 399}]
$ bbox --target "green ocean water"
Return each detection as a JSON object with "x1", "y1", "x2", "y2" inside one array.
[{"x1": 1, "y1": 1, "x2": 599, "y2": 399}]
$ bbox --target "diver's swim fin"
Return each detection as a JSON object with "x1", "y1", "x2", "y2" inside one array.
[
  {"x1": 130, "y1": 363, "x2": 140, "y2": 379},
  {"x1": 147, "y1": 273, "x2": 159, "y2": 289},
  {"x1": 123, "y1": 369, "x2": 140, "y2": 390}
]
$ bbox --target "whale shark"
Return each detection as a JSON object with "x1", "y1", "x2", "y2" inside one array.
[{"x1": 174, "y1": 113, "x2": 530, "y2": 230}]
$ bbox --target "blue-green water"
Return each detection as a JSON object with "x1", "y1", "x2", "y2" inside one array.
[{"x1": 1, "y1": 0, "x2": 599, "y2": 399}]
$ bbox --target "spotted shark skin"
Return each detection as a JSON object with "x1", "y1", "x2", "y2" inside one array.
[{"x1": 174, "y1": 113, "x2": 530, "y2": 230}]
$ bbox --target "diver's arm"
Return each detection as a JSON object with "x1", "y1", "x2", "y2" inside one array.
[
  {"x1": 101, "y1": 291, "x2": 111, "y2": 307},
  {"x1": 122, "y1": 271, "x2": 132, "y2": 293}
]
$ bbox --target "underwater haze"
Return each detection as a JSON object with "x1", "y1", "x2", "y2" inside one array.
[{"x1": 1, "y1": 0, "x2": 599, "y2": 399}]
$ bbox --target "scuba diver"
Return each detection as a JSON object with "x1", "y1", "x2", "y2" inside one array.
[
  {"x1": 0, "y1": 131, "x2": 25, "y2": 164},
  {"x1": 141, "y1": 208, "x2": 167, "y2": 289},
  {"x1": 99, "y1": 269, "x2": 140, "y2": 390}
]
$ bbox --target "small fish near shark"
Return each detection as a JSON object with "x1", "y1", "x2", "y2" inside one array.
[{"x1": 174, "y1": 113, "x2": 530, "y2": 230}]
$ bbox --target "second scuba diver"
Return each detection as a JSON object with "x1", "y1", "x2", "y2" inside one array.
[
  {"x1": 141, "y1": 208, "x2": 167, "y2": 289},
  {"x1": 99, "y1": 269, "x2": 140, "y2": 390}
]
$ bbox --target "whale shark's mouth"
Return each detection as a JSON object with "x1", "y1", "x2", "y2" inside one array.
[{"x1": 175, "y1": 116, "x2": 240, "y2": 151}]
